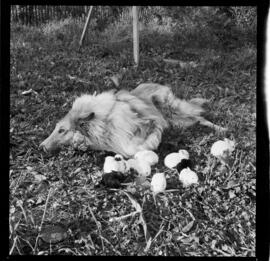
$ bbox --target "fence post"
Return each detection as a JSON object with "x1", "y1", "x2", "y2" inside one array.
[
  {"x1": 133, "y1": 6, "x2": 139, "y2": 66},
  {"x1": 79, "y1": 6, "x2": 94, "y2": 50}
]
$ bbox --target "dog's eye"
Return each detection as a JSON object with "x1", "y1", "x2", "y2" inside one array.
[{"x1": 58, "y1": 128, "x2": 65, "y2": 134}]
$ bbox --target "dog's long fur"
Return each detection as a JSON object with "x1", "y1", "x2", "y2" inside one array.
[{"x1": 40, "y1": 83, "x2": 226, "y2": 157}]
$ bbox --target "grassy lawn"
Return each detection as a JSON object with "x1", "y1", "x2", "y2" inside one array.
[{"x1": 9, "y1": 13, "x2": 256, "y2": 256}]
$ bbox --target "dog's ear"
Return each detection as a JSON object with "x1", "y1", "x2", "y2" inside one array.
[
  {"x1": 152, "y1": 95, "x2": 161, "y2": 109},
  {"x1": 73, "y1": 112, "x2": 95, "y2": 124},
  {"x1": 69, "y1": 109, "x2": 95, "y2": 123},
  {"x1": 82, "y1": 112, "x2": 95, "y2": 121},
  {"x1": 77, "y1": 112, "x2": 95, "y2": 126},
  {"x1": 75, "y1": 112, "x2": 95, "y2": 137}
]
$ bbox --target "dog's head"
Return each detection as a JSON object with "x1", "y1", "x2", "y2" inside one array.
[
  {"x1": 39, "y1": 92, "x2": 115, "y2": 153},
  {"x1": 39, "y1": 115, "x2": 75, "y2": 152}
]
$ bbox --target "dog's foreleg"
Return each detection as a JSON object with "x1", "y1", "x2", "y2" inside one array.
[
  {"x1": 137, "y1": 126, "x2": 163, "y2": 152},
  {"x1": 189, "y1": 98, "x2": 211, "y2": 106},
  {"x1": 198, "y1": 118, "x2": 228, "y2": 132}
]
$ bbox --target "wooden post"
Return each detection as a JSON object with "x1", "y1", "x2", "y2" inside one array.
[
  {"x1": 79, "y1": 6, "x2": 94, "y2": 50},
  {"x1": 132, "y1": 6, "x2": 139, "y2": 66}
]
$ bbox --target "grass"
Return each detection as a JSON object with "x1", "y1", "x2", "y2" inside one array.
[{"x1": 10, "y1": 11, "x2": 256, "y2": 256}]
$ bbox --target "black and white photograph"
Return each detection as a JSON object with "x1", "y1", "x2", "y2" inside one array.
[{"x1": 9, "y1": 5, "x2": 258, "y2": 256}]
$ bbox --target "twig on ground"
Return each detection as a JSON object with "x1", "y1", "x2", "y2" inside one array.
[
  {"x1": 109, "y1": 210, "x2": 140, "y2": 222},
  {"x1": 164, "y1": 189, "x2": 180, "y2": 193},
  {"x1": 9, "y1": 236, "x2": 19, "y2": 255},
  {"x1": 87, "y1": 204, "x2": 101, "y2": 230},
  {"x1": 197, "y1": 201, "x2": 223, "y2": 219},
  {"x1": 87, "y1": 203, "x2": 104, "y2": 251},
  {"x1": 99, "y1": 235, "x2": 122, "y2": 255},
  {"x1": 67, "y1": 74, "x2": 91, "y2": 84},
  {"x1": 17, "y1": 202, "x2": 28, "y2": 223},
  {"x1": 224, "y1": 150, "x2": 242, "y2": 183},
  {"x1": 179, "y1": 205, "x2": 195, "y2": 220},
  {"x1": 144, "y1": 221, "x2": 165, "y2": 253},
  {"x1": 18, "y1": 236, "x2": 35, "y2": 253},
  {"x1": 39, "y1": 188, "x2": 52, "y2": 231},
  {"x1": 34, "y1": 188, "x2": 52, "y2": 253},
  {"x1": 213, "y1": 247, "x2": 232, "y2": 256},
  {"x1": 16, "y1": 130, "x2": 39, "y2": 136},
  {"x1": 10, "y1": 170, "x2": 25, "y2": 194},
  {"x1": 163, "y1": 58, "x2": 199, "y2": 68},
  {"x1": 249, "y1": 162, "x2": 256, "y2": 170}
]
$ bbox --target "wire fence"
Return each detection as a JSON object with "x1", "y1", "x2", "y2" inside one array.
[
  {"x1": 10, "y1": 6, "x2": 126, "y2": 26},
  {"x1": 10, "y1": 6, "x2": 256, "y2": 32}
]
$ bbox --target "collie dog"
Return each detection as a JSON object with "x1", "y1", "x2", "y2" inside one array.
[{"x1": 40, "y1": 83, "x2": 227, "y2": 157}]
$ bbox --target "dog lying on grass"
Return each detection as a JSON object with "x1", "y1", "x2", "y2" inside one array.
[{"x1": 40, "y1": 83, "x2": 227, "y2": 158}]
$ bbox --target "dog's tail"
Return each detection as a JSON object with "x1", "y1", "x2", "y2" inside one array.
[
  {"x1": 132, "y1": 83, "x2": 226, "y2": 132},
  {"x1": 165, "y1": 92, "x2": 210, "y2": 128},
  {"x1": 166, "y1": 94, "x2": 228, "y2": 132},
  {"x1": 134, "y1": 84, "x2": 208, "y2": 128}
]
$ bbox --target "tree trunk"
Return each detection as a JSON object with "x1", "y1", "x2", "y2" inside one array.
[
  {"x1": 26, "y1": 5, "x2": 29, "y2": 25},
  {"x1": 49, "y1": 6, "x2": 51, "y2": 21},
  {"x1": 11, "y1": 5, "x2": 14, "y2": 22},
  {"x1": 44, "y1": 5, "x2": 47, "y2": 23},
  {"x1": 38, "y1": 6, "x2": 41, "y2": 24},
  {"x1": 56, "y1": 6, "x2": 61, "y2": 20},
  {"x1": 46, "y1": 5, "x2": 49, "y2": 21},
  {"x1": 34, "y1": 6, "x2": 38, "y2": 26},
  {"x1": 29, "y1": 5, "x2": 33, "y2": 25},
  {"x1": 20, "y1": 5, "x2": 23, "y2": 24},
  {"x1": 13, "y1": 5, "x2": 17, "y2": 22},
  {"x1": 53, "y1": 6, "x2": 56, "y2": 20},
  {"x1": 39, "y1": 6, "x2": 41, "y2": 24},
  {"x1": 23, "y1": 6, "x2": 26, "y2": 25}
]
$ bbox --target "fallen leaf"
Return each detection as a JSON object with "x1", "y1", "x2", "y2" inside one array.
[
  {"x1": 126, "y1": 186, "x2": 136, "y2": 194},
  {"x1": 222, "y1": 244, "x2": 228, "y2": 251},
  {"x1": 22, "y1": 89, "x2": 38, "y2": 96},
  {"x1": 10, "y1": 205, "x2": 16, "y2": 214},
  {"x1": 40, "y1": 225, "x2": 68, "y2": 244},
  {"x1": 121, "y1": 191, "x2": 142, "y2": 212},
  {"x1": 140, "y1": 213, "x2": 151, "y2": 243},
  {"x1": 180, "y1": 236, "x2": 194, "y2": 243},
  {"x1": 182, "y1": 220, "x2": 195, "y2": 233},
  {"x1": 33, "y1": 174, "x2": 47, "y2": 183},
  {"x1": 34, "y1": 180, "x2": 49, "y2": 194},
  {"x1": 26, "y1": 166, "x2": 34, "y2": 171},
  {"x1": 172, "y1": 232, "x2": 183, "y2": 241},
  {"x1": 224, "y1": 180, "x2": 239, "y2": 190},
  {"x1": 229, "y1": 190, "x2": 236, "y2": 199},
  {"x1": 73, "y1": 167, "x2": 82, "y2": 174},
  {"x1": 211, "y1": 239, "x2": 217, "y2": 249},
  {"x1": 110, "y1": 75, "x2": 120, "y2": 87},
  {"x1": 235, "y1": 186, "x2": 241, "y2": 193},
  {"x1": 35, "y1": 196, "x2": 45, "y2": 205}
]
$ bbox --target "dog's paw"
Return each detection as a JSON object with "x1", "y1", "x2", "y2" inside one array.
[{"x1": 189, "y1": 98, "x2": 210, "y2": 105}]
